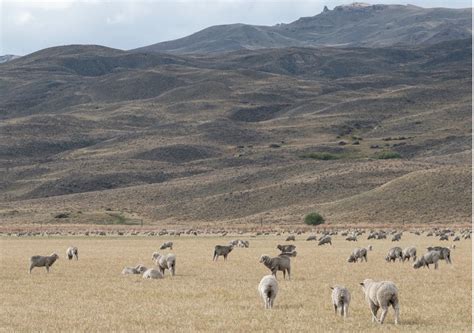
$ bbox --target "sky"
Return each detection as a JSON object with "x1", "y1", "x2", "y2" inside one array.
[{"x1": 1, "y1": 0, "x2": 471, "y2": 55}]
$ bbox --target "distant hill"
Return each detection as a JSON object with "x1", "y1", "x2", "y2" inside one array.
[
  {"x1": 133, "y1": 3, "x2": 471, "y2": 54},
  {"x1": 0, "y1": 54, "x2": 20, "y2": 64},
  {"x1": 0, "y1": 37, "x2": 471, "y2": 226}
]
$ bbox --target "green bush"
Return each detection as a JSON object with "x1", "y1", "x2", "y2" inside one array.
[
  {"x1": 300, "y1": 152, "x2": 340, "y2": 160},
  {"x1": 375, "y1": 151, "x2": 401, "y2": 159},
  {"x1": 304, "y1": 212, "x2": 325, "y2": 225}
]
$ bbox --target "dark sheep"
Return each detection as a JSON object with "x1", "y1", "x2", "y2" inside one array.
[{"x1": 213, "y1": 245, "x2": 233, "y2": 261}]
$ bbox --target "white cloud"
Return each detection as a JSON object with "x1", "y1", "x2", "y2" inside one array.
[{"x1": 14, "y1": 11, "x2": 34, "y2": 25}]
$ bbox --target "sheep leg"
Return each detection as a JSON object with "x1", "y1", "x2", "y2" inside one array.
[
  {"x1": 46, "y1": 265, "x2": 50, "y2": 273},
  {"x1": 379, "y1": 305, "x2": 389, "y2": 324},
  {"x1": 393, "y1": 301, "x2": 400, "y2": 324},
  {"x1": 282, "y1": 270, "x2": 286, "y2": 280},
  {"x1": 343, "y1": 303, "x2": 349, "y2": 318},
  {"x1": 287, "y1": 267, "x2": 291, "y2": 280},
  {"x1": 370, "y1": 302, "x2": 379, "y2": 323},
  {"x1": 29, "y1": 264, "x2": 34, "y2": 274},
  {"x1": 334, "y1": 304, "x2": 338, "y2": 314},
  {"x1": 434, "y1": 261, "x2": 438, "y2": 270}
]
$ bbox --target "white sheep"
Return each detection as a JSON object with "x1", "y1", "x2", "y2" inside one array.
[
  {"x1": 360, "y1": 279, "x2": 400, "y2": 324},
  {"x1": 122, "y1": 264, "x2": 147, "y2": 275},
  {"x1": 152, "y1": 252, "x2": 176, "y2": 276},
  {"x1": 258, "y1": 275, "x2": 278, "y2": 309},
  {"x1": 143, "y1": 268, "x2": 164, "y2": 279},
  {"x1": 330, "y1": 286, "x2": 351, "y2": 318},
  {"x1": 66, "y1": 246, "x2": 78, "y2": 260}
]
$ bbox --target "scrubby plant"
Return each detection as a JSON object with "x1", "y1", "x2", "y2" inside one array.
[{"x1": 304, "y1": 212, "x2": 325, "y2": 225}]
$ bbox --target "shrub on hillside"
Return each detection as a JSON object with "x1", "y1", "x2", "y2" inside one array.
[{"x1": 304, "y1": 212, "x2": 325, "y2": 225}]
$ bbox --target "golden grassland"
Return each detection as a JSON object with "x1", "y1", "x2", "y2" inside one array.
[{"x1": 0, "y1": 234, "x2": 471, "y2": 332}]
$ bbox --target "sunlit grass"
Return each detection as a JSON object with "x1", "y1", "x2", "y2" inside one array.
[{"x1": 0, "y1": 234, "x2": 470, "y2": 332}]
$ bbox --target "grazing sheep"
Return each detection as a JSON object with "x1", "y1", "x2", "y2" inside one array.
[
  {"x1": 143, "y1": 268, "x2": 163, "y2": 279},
  {"x1": 331, "y1": 286, "x2": 351, "y2": 318},
  {"x1": 413, "y1": 251, "x2": 441, "y2": 269},
  {"x1": 402, "y1": 247, "x2": 417, "y2": 262},
  {"x1": 345, "y1": 236, "x2": 357, "y2": 241},
  {"x1": 360, "y1": 279, "x2": 400, "y2": 324},
  {"x1": 229, "y1": 240, "x2": 239, "y2": 246},
  {"x1": 213, "y1": 245, "x2": 233, "y2": 261},
  {"x1": 453, "y1": 236, "x2": 460, "y2": 242},
  {"x1": 258, "y1": 275, "x2": 278, "y2": 309},
  {"x1": 259, "y1": 255, "x2": 291, "y2": 280},
  {"x1": 391, "y1": 234, "x2": 402, "y2": 242},
  {"x1": 160, "y1": 242, "x2": 173, "y2": 250},
  {"x1": 152, "y1": 252, "x2": 176, "y2": 276},
  {"x1": 237, "y1": 240, "x2": 249, "y2": 248},
  {"x1": 427, "y1": 246, "x2": 452, "y2": 264},
  {"x1": 277, "y1": 244, "x2": 296, "y2": 253},
  {"x1": 385, "y1": 247, "x2": 403, "y2": 262},
  {"x1": 439, "y1": 235, "x2": 449, "y2": 241},
  {"x1": 306, "y1": 235, "x2": 317, "y2": 241},
  {"x1": 318, "y1": 236, "x2": 332, "y2": 246},
  {"x1": 279, "y1": 251, "x2": 297, "y2": 257},
  {"x1": 347, "y1": 248, "x2": 367, "y2": 263},
  {"x1": 122, "y1": 264, "x2": 147, "y2": 275},
  {"x1": 285, "y1": 235, "x2": 295, "y2": 241},
  {"x1": 29, "y1": 253, "x2": 59, "y2": 273},
  {"x1": 66, "y1": 246, "x2": 78, "y2": 260}
]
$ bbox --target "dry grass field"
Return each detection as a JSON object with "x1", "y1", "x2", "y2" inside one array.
[{"x1": 0, "y1": 233, "x2": 471, "y2": 332}]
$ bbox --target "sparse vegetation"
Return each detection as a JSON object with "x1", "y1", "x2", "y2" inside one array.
[
  {"x1": 304, "y1": 212, "x2": 325, "y2": 225},
  {"x1": 375, "y1": 151, "x2": 402, "y2": 159},
  {"x1": 300, "y1": 152, "x2": 341, "y2": 160}
]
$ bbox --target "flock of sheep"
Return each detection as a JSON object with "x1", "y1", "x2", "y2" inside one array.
[{"x1": 27, "y1": 227, "x2": 470, "y2": 325}]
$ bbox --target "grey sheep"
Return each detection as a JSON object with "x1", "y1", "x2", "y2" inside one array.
[
  {"x1": 402, "y1": 247, "x2": 417, "y2": 262},
  {"x1": 213, "y1": 245, "x2": 233, "y2": 261},
  {"x1": 347, "y1": 248, "x2": 367, "y2": 263},
  {"x1": 29, "y1": 253, "x2": 59, "y2": 273},
  {"x1": 279, "y1": 251, "x2": 297, "y2": 257},
  {"x1": 285, "y1": 235, "x2": 296, "y2": 241},
  {"x1": 143, "y1": 268, "x2": 164, "y2": 279},
  {"x1": 277, "y1": 244, "x2": 296, "y2": 253},
  {"x1": 426, "y1": 246, "x2": 452, "y2": 264},
  {"x1": 306, "y1": 235, "x2": 317, "y2": 241},
  {"x1": 122, "y1": 264, "x2": 147, "y2": 275},
  {"x1": 152, "y1": 252, "x2": 176, "y2": 276},
  {"x1": 318, "y1": 236, "x2": 332, "y2": 246},
  {"x1": 331, "y1": 286, "x2": 351, "y2": 318},
  {"x1": 345, "y1": 236, "x2": 357, "y2": 241},
  {"x1": 453, "y1": 236, "x2": 460, "y2": 241},
  {"x1": 160, "y1": 242, "x2": 173, "y2": 250},
  {"x1": 66, "y1": 246, "x2": 78, "y2": 260},
  {"x1": 413, "y1": 251, "x2": 441, "y2": 269},
  {"x1": 258, "y1": 275, "x2": 278, "y2": 309},
  {"x1": 385, "y1": 247, "x2": 403, "y2": 262},
  {"x1": 391, "y1": 233, "x2": 402, "y2": 242},
  {"x1": 237, "y1": 240, "x2": 249, "y2": 248},
  {"x1": 360, "y1": 279, "x2": 400, "y2": 324},
  {"x1": 259, "y1": 255, "x2": 291, "y2": 280},
  {"x1": 439, "y1": 235, "x2": 449, "y2": 241}
]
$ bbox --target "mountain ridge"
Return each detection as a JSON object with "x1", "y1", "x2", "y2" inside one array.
[{"x1": 133, "y1": 3, "x2": 471, "y2": 54}]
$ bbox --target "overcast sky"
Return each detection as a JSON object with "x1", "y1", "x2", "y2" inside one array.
[{"x1": 1, "y1": 0, "x2": 471, "y2": 55}]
